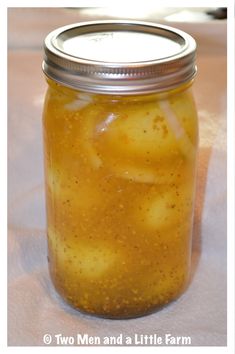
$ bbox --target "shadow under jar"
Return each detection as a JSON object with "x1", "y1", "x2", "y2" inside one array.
[{"x1": 42, "y1": 20, "x2": 198, "y2": 319}]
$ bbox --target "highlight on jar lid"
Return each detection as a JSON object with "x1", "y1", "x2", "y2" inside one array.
[{"x1": 42, "y1": 20, "x2": 197, "y2": 94}]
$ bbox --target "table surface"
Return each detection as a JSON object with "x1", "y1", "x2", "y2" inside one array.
[{"x1": 8, "y1": 8, "x2": 227, "y2": 346}]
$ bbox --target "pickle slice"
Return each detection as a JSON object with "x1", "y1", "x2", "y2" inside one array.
[
  {"x1": 64, "y1": 93, "x2": 94, "y2": 111},
  {"x1": 78, "y1": 98, "x2": 196, "y2": 184},
  {"x1": 78, "y1": 107, "x2": 103, "y2": 169},
  {"x1": 159, "y1": 100, "x2": 196, "y2": 161},
  {"x1": 46, "y1": 166, "x2": 101, "y2": 210},
  {"x1": 135, "y1": 183, "x2": 193, "y2": 230},
  {"x1": 95, "y1": 102, "x2": 179, "y2": 162},
  {"x1": 104, "y1": 157, "x2": 185, "y2": 185},
  {"x1": 48, "y1": 229, "x2": 120, "y2": 279},
  {"x1": 167, "y1": 89, "x2": 198, "y2": 147}
]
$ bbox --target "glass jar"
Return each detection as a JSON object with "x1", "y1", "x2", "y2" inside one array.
[{"x1": 42, "y1": 21, "x2": 198, "y2": 319}]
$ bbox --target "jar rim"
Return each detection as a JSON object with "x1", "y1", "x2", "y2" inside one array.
[{"x1": 42, "y1": 20, "x2": 197, "y2": 95}]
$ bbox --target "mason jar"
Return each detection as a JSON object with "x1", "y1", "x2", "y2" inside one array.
[{"x1": 42, "y1": 20, "x2": 198, "y2": 319}]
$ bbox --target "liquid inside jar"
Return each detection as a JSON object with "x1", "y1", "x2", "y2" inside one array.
[{"x1": 43, "y1": 79, "x2": 198, "y2": 318}]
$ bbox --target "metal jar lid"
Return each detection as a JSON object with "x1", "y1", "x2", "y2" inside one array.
[{"x1": 42, "y1": 20, "x2": 197, "y2": 95}]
